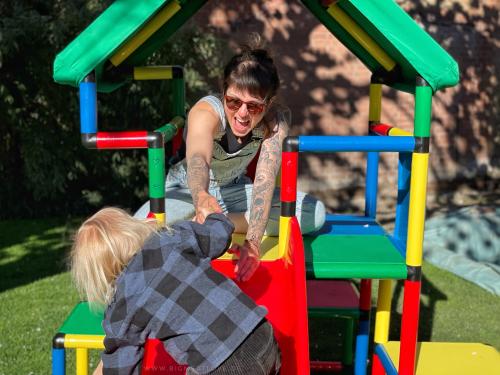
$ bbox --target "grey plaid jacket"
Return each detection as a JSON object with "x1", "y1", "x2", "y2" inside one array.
[{"x1": 101, "y1": 213, "x2": 267, "y2": 374}]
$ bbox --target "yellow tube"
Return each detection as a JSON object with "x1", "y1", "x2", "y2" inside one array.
[
  {"x1": 374, "y1": 279, "x2": 393, "y2": 343},
  {"x1": 134, "y1": 66, "x2": 173, "y2": 80},
  {"x1": 278, "y1": 216, "x2": 291, "y2": 259},
  {"x1": 110, "y1": 1, "x2": 181, "y2": 66},
  {"x1": 76, "y1": 348, "x2": 88, "y2": 375},
  {"x1": 64, "y1": 334, "x2": 105, "y2": 349},
  {"x1": 388, "y1": 127, "x2": 413, "y2": 136},
  {"x1": 154, "y1": 213, "x2": 166, "y2": 226},
  {"x1": 369, "y1": 83, "x2": 382, "y2": 122},
  {"x1": 327, "y1": 4, "x2": 396, "y2": 71},
  {"x1": 406, "y1": 153, "x2": 429, "y2": 266}
]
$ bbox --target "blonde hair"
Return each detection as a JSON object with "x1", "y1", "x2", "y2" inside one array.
[{"x1": 70, "y1": 207, "x2": 158, "y2": 307}]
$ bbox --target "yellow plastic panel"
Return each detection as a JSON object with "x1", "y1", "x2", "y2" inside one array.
[
  {"x1": 110, "y1": 1, "x2": 181, "y2": 66},
  {"x1": 384, "y1": 341, "x2": 500, "y2": 374},
  {"x1": 327, "y1": 4, "x2": 396, "y2": 71},
  {"x1": 217, "y1": 234, "x2": 280, "y2": 261}
]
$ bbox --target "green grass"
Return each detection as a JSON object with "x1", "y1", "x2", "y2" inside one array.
[{"x1": 0, "y1": 218, "x2": 499, "y2": 374}]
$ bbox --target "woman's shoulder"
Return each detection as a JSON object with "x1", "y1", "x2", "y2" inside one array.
[{"x1": 190, "y1": 94, "x2": 225, "y2": 136}]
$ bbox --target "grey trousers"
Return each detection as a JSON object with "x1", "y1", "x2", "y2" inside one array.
[{"x1": 187, "y1": 320, "x2": 281, "y2": 375}]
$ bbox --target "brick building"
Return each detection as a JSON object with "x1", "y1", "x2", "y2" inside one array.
[{"x1": 184, "y1": 0, "x2": 499, "y2": 209}]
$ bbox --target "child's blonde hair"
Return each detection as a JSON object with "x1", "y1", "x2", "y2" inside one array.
[{"x1": 70, "y1": 207, "x2": 158, "y2": 307}]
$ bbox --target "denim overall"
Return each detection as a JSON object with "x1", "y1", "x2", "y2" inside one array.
[{"x1": 134, "y1": 95, "x2": 325, "y2": 235}]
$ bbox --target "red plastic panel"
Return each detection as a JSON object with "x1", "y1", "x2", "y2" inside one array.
[{"x1": 142, "y1": 217, "x2": 310, "y2": 374}]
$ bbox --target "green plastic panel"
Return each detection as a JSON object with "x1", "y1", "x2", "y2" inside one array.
[
  {"x1": 304, "y1": 234, "x2": 407, "y2": 279},
  {"x1": 53, "y1": 0, "x2": 167, "y2": 89},
  {"x1": 58, "y1": 302, "x2": 105, "y2": 335},
  {"x1": 53, "y1": 0, "x2": 207, "y2": 93},
  {"x1": 302, "y1": 0, "x2": 459, "y2": 93},
  {"x1": 55, "y1": 0, "x2": 458, "y2": 94}
]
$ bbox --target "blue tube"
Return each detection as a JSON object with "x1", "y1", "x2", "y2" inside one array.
[
  {"x1": 52, "y1": 348, "x2": 65, "y2": 375},
  {"x1": 393, "y1": 152, "x2": 412, "y2": 248},
  {"x1": 354, "y1": 319, "x2": 370, "y2": 375},
  {"x1": 298, "y1": 136, "x2": 415, "y2": 152},
  {"x1": 374, "y1": 344, "x2": 398, "y2": 375},
  {"x1": 79, "y1": 82, "x2": 97, "y2": 134},
  {"x1": 365, "y1": 151, "x2": 379, "y2": 218}
]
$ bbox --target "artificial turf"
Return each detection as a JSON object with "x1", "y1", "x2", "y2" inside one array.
[{"x1": 0, "y1": 218, "x2": 498, "y2": 374}]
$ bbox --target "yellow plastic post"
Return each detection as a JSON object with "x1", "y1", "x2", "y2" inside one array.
[
  {"x1": 374, "y1": 279, "x2": 393, "y2": 343},
  {"x1": 369, "y1": 83, "x2": 382, "y2": 122},
  {"x1": 406, "y1": 153, "x2": 429, "y2": 266},
  {"x1": 133, "y1": 66, "x2": 173, "y2": 80},
  {"x1": 327, "y1": 4, "x2": 396, "y2": 71},
  {"x1": 278, "y1": 216, "x2": 291, "y2": 259},
  {"x1": 388, "y1": 127, "x2": 413, "y2": 136},
  {"x1": 110, "y1": 1, "x2": 181, "y2": 66},
  {"x1": 64, "y1": 334, "x2": 105, "y2": 349},
  {"x1": 154, "y1": 212, "x2": 166, "y2": 226},
  {"x1": 76, "y1": 348, "x2": 88, "y2": 375}
]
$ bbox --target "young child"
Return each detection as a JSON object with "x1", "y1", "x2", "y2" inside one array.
[{"x1": 70, "y1": 207, "x2": 281, "y2": 375}]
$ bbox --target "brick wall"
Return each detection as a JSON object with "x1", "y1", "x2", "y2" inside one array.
[{"x1": 183, "y1": 0, "x2": 499, "y2": 196}]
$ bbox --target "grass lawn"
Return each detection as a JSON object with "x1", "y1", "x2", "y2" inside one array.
[{"x1": 0, "y1": 217, "x2": 499, "y2": 374}]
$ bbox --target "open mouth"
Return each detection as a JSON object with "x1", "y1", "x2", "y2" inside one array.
[{"x1": 232, "y1": 117, "x2": 251, "y2": 133}]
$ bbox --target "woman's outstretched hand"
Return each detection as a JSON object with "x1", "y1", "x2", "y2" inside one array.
[
  {"x1": 229, "y1": 240, "x2": 261, "y2": 282},
  {"x1": 194, "y1": 191, "x2": 223, "y2": 224}
]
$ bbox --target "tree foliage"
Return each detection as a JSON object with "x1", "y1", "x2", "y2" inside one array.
[{"x1": 0, "y1": 1, "x2": 227, "y2": 219}]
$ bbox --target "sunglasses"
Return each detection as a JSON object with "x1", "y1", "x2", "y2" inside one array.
[{"x1": 224, "y1": 95, "x2": 266, "y2": 115}]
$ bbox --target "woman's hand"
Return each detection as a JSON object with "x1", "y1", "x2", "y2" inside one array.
[
  {"x1": 194, "y1": 191, "x2": 223, "y2": 224},
  {"x1": 229, "y1": 240, "x2": 261, "y2": 282}
]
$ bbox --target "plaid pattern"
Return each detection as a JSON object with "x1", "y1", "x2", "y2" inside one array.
[{"x1": 101, "y1": 213, "x2": 267, "y2": 374}]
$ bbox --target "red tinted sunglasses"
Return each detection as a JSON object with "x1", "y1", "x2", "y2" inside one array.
[{"x1": 224, "y1": 95, "x2": 266, "y2": 114}]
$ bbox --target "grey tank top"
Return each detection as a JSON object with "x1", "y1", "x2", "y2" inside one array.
[{"x1": 166, "y1": 95, "x2": 266, "y2": 188}]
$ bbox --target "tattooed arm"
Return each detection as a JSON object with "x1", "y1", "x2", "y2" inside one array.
[
  {"x1": 186, "y1": 101, "x2": 223, "y2": 223},
  {"x1": 234, "y1": 115, "x2": 289, "y2": 282}
]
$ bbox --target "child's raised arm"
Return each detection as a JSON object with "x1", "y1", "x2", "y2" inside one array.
[{"x1": 174, "y1": 213, "x2": 235, "y2": 259}]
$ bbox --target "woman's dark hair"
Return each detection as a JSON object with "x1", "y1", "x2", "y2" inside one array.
[{"x1": 222, "y1": 34, "x2": 280, "y2": 102}]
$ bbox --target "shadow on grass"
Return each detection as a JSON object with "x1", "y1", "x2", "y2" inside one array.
[
  {"x1": 0, "y1": 218, "x2": 80, "y2": 293},
  {"x1": 388, "y1": 275, "x2": 448, "y2": 342}
]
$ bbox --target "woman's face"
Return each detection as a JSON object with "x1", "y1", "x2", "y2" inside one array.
[{"x1": 223, "y1": 86, "x2": 267, "y2": 138}]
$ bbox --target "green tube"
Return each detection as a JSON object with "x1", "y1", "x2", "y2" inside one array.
[
  {"x1": 155, "y1": 116, "x2": 185, "y2": 143},
  {"x1": 172, "y1": 78, "x2": 185, "y2": 118},
  {"x1": 148, "y1": 147, "x2": 165, "y2": 199},
  {"x1": 414, "y1": 83, "x2": 433, "y2": 137}
]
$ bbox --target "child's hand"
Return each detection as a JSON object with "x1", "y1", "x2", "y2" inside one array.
[
  {"x1": 194, "y1": 192, "x2": 223, "y2": 224},
  {"x1": 229, "y1": 240, "x2": 260, "y2": 282}
]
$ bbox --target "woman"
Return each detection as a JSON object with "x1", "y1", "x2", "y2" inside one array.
[{"x1": 136, "y1": 36, "x2": 325, "y2": 282}]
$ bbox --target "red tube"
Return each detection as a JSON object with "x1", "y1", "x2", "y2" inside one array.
[
  {"x1": 359, "y1": 279, "x2": 372, "y2": 311},
  {"x1": 372, "y1": 353, "x2": 385, "y2": 375},
  {"x1": 281, "y1": 152, "x2": 298, "y2": 202},
  {"x1": 310, "y1": 361, "x2": 343, "y2": 371},
  {"x1": 369, "y1": 123, "x2": 392, "y2": 136},
  {"x1": 96, "y1": 131, "x2": 148, "y2": 149},
  {"x1": 399, "y1": 280, "x2": 421, "y2": 375}
]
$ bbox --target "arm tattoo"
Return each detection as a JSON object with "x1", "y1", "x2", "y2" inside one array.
[
  {"x1": 246, "y1": 123, "x2": 286, "y2": 248},
  {"x1": 187, "y1": 154, "x2": 210, "y2": 207}
]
